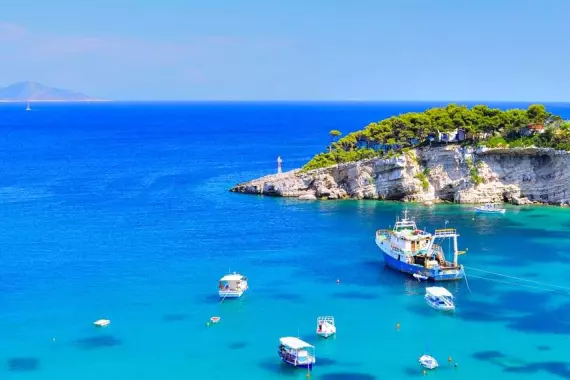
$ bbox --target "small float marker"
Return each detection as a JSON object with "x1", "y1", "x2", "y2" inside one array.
[
  {"x1": 396, "y1": 323, "x2": 400, "y2": 331},
  {"x1": 94, "y1": 319, "x2": 110, "y2": 327},
  {"x1": 336, "y1": 279, "x2": 340, "y2": 284}
]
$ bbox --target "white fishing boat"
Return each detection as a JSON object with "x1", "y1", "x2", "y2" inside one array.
[
  {"x1": 425, "y1": 287, "x2": 455, "y2": 311},
  {"x1": 218, "y1": 272, "x2": 248, "y2": 298},
  {"x1": 375, "y1": 210, "x2": 466, "y2": 281},
  {"x1": 278, "y1": 337, "x2": 315, "y2": 369},
  {"x1": 93, "y1": 319, "x2": 110, "y2": 327},
  {"x1": 419, "y1": 354, "x2": 438, "y2": 369},
  {"x1": 474, "y1": 203, "x2": 505, "y2": 214},
  {"x1": 316, "y1": 316, "x2": 336, "y2": 338},
  {"x1": 25, "y1": 101, "x2": 31, "y2": 111}
]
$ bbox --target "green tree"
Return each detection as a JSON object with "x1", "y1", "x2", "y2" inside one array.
[{"x1": 329, "y1": 130, "x2": 342, "y2": 152}]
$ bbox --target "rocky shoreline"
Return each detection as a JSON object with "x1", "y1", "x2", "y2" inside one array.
[{"x1": 230, "y1": 146, "x2": 570, "y2": 207}]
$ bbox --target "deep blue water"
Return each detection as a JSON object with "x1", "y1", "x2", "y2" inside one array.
[{"x1": 2, "y1": 102, "x2": 570, "y2": 380}]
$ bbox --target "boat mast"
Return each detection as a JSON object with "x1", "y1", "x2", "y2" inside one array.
[{"x1": 452, "y1": 235, "x2": 459, "y2": 266}]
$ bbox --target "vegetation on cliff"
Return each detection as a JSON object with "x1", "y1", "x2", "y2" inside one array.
[{"x1": 302, "y1": 104, "x2": 570, "y2": 171}]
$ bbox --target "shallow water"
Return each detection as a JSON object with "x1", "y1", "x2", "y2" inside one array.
[{"x1": 1, "y1": 102, "x2": 570, "y2": 380}]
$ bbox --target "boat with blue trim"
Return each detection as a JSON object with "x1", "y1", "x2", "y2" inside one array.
[
  {"x1": 474, "y1": 203, "x2": 506, "y2": 214},
  {"x1": 278, "y1": 337, "x2": 315, "y2": 369},
  {"x1": 375, "y1": 210, "x2": 465, "y2": 281}
]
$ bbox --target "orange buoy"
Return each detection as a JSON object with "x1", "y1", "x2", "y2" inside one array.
[{"x1": 210, "y1": 316, "x2": 221, "y2": 324}]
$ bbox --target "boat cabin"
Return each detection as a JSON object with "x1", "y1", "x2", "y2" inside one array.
[
  {"x1": 218, "y1": 272, "x2": 248, "y2": 298},
  {"x1": 278, "y1": 337, "x2": 315, "y2": 368},
  {"x1": 388, "y1": 210, "x2": 432, "y2": 253}
]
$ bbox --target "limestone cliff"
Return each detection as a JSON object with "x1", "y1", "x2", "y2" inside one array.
[{"x1": 230, "y1": 146, "x2": 570, "y2": 206}]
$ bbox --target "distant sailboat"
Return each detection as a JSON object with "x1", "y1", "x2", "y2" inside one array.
[{"x1": 25, "y1": 101, "x2": 31, "y2": 111}]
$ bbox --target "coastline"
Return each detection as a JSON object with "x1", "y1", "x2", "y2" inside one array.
[{"x1": 231, "y1": 145, "x2": 570, "y2": 207}]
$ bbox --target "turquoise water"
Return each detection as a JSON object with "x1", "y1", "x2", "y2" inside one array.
[{"x1": 2, "y1": 102, "x2": 570, "y2": 380}]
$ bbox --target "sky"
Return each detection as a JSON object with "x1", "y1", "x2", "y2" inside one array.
[{"x1": 0, "y1": 0, "x2": 569, "y2": 101}]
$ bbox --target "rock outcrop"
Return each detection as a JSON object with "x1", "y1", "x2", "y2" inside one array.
[{"x1": 230, "y1": 146, "x2": 570, "y2": 205}]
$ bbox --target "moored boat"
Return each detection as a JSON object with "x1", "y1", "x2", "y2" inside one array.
[
  {"x1": 278, "y1": 337, "x2": 315, "y2": 369},
  {"x1": 218, "y1": 272, "x2": 248, "y2": 298},
  {"x1": 474, "y1": 203, "x2": 506, "y2": 214},
  {"x1": 94, "y1": 319, "x2": 110, "y2": 327},
  {"x1": 419, "y1": 354, "x2": 438, "y2": 369},
  {"x1": 375, "y1": 210, "x2": 465, "y2": 281},
  {"x1": 316, "y1": 316, "x2": 336, "y2": 338},
  {"x1": 424, "y1": 286, "x2": 455, "y2": 311}
]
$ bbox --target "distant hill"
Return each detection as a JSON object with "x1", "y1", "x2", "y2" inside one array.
[{"x1": 0, "y1": 81, "x2": 106, "y2": 102}]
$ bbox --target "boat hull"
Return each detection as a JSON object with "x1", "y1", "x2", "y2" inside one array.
[
  {"x1": 474, "y1": 208, "x2": 505, "y2": 214},
  {"x1": 279, "y1": 354, "x2": 314, "y2": 369},
  {"x1": 381, "y1": 251, "x2": 463, "y2": 281},
  {"x1": 218, "y1": 290, "x2": 244, "y2": 298}
]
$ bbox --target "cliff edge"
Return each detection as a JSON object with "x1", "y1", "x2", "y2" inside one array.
[{"x1": 230, "y1": 146, "x2": 570, "y2": 206}]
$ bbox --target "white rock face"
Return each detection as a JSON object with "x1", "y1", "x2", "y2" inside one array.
[{"x1": 230, "y1": 146, "x2": 570, "y2": 205}]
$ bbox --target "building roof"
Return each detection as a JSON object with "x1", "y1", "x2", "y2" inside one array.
[
  {"x1": 279, "y1": 337, "x2": 313, "y2": 350},
  {"x1": 426, "y1": 286, "x2": 453, "y2": 298},
  {"x1": 527, "y1": 124, "x2": 544, "y2": 130}
]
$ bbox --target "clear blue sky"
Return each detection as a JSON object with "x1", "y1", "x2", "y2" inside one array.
[{"x1": 1, "y1": 0, "x2": 568, "y2": 101}]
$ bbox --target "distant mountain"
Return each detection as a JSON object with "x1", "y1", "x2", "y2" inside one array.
[{"x1": 0, "y1": 81, "x2": 106, "y2": 102}]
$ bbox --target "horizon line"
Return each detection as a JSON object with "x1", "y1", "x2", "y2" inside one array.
[{"x1": 2, "y1": 99, "x2": 569, "y2": 104}]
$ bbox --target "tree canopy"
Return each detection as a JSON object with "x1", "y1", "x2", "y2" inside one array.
[{"x1": 302, "y1": 103, "x2": 569, "y2": 171}]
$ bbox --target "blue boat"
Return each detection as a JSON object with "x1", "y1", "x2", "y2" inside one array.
[
  {"x1": 375, "y1": 210, "x2": 465, "y2": 281},
  {"x1": 278, "y1": 337, "x2": 315, "y2": 369}
]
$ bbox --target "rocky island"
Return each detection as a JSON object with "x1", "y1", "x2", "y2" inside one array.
[{"x1": 231, "y1": 104, "x2": 570, "y2": 206}]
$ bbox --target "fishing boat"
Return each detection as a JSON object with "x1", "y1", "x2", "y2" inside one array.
[
  {"x1": 375, "y1": 210, "x2": 465, "y2": 281},
  {"x1": 316, "y1": 316, "x2": 336, "y2": 338},
  {"x1": 218, "y1": 272, "x2": 248, "y2": 298},
  {"x1": 473, "y1": 203, "x2": 506, "y2": 214},
  {"x1": 278, "y1": 337, "x2": 315, "y2": 369},
  {"x1": 425, "y1": 286, "x2": 455, "y2": 311},
  {"x1": 419, "y1": 354, "x2": 438, "y2": 369}
]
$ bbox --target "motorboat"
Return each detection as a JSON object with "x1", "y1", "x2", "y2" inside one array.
[
  {"x1": 94, "y1": 319, "x2": 110, "y2": 327},
  {"x1": 474, "y1": 203, "x2": 506, "y2": 214},
  {"x1": 425, "y1": 286, "x2": 455, "y2": 311},
  {"x1": 316, "y1": 316, "x2": 336, "y2": 338},
  {"x1": 218, "y1": 272, "x2": 248, "y2": 298},
  {"x1": 413, "y1": 272, "x2": 428, "y2": 281},
  {"x1": 278, "y1": 337, "x2": 315, "y2": 369},
  {"x1": 419, "y1": 354, "x2": 438, "y2": 369}
]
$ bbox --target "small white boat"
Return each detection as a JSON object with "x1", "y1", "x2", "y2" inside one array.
[
  {"x1": 93, "y1": 319, "x2": 110, "y2": 327},
  {"x1": 25, "y1": 101, "x2": 31, "y2": 111},
  {"x1": 413, "y1": 272, "x2": 428, "y2": 281},
  {"x1": 278, "y1": 337, "x2": 315, "y2": 369},
  {"x1": 474, "y1": 203, "x2": 505, "y2": 214},
  {"x1": 425, "y1": 287, "x2": 455, "y2": 311},
  {"x1": 419, "y1": 354, "x2": 438, "y2": 369},
  {"x1": 316, "y1": 316, "x2": 336, "y2": 338},
  {"x1": 218, "y1": 272, "x2": 248, "y2": 298}
]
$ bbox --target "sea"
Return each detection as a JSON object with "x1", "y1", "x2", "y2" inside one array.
[{"x1": 1, "y1": 101, "x2": 570, "y2": 380}]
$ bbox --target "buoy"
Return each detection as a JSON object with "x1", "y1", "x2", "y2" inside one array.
[
  {"x1": 448, "y1": 356, "x2": 452, "y2": 363},
  {"x1": 396, "y1": 323, "x2": 400, "y2": 330},
  {"x1": 52, "y1": 338, "x2": 56, "y2": 342},
  {"x1": 454, "y1": 363, "x2": 458, "y2": 368},
  {"x1": 336, "y1": 279, "x2": 340, "y2": 284},
  {"x1": 423, "y1": 369, "x2": 427, "y2": 376},
  {"x1": 206, "y1": 322, "x2": 210, "y2": 327}
]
